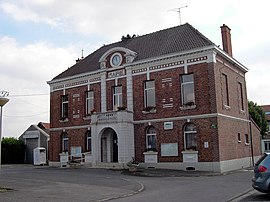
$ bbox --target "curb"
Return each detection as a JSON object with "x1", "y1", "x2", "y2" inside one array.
[
  {"x1": 96, "y1": 178, "x2": 144, "y2": 202},
  {"x1": 227, "y1": 188, "x2": 255, "y2": 202}
]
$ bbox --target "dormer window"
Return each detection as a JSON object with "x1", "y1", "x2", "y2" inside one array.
[{"x1": 110, "y1": 53, "x2": 122, "y2": 67}]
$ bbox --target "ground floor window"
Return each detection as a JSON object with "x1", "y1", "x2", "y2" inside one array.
[
  {"x1": 85, "y1": 130, "x2": 91, "y2": 152},
  {"x1": 61, "y1": 132, "x2": 68, "y2": 152},
  {"x1": 184, "y1": 123, "x2": 197, "y2": 150},
  {"x1": 146, "y1": 126, "x2": 157, "y2": 151}
]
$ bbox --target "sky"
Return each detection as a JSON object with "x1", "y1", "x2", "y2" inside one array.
[{"x1": 0, "y1": 0, "x2": 270, "y2": 138}]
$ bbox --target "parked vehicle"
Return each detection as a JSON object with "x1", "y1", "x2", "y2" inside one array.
[{"x1": 252, "y1": 153, "x2": 270, "y2": 193}]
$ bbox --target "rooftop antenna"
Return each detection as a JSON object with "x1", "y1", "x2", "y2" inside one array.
[
  {"x1": 168, "y1": 6, "x2": 188, "y2": 25},
  {"x1": 81, "y1": 49, "x2": 84, "y2": 59}
]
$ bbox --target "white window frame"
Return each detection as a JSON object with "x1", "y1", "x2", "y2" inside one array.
[
  {"x1": 62, "y1": 132, "x2": 69, "y2": 152},
  {"x1": 61, "y1": 95, "x2": 68, "y2": 119},
  {"x1": 238, "y1": 82, "x2": 244, "y2": 111},
  {"x1": 113, "y1": 86, "x2": 122, "y2": 110},
  {"x1": 245, "y1": 134, "x2": 250, "y2": 145},
  {"x1": 144, "y1": 80, "x2": 156, "y2": 108},
  {"x1": 146, "y1": 126, "x2": 157, "y2": 150},
  {"x1": 86, "y1": 91, "x2": 94, "y2": 115},
  {"x1": 181, "y1": 74, "x2": 195, "y2": 106},
  {"x1": 222, "y1": 73, "x2": 229, "y2": 106},
  {"x1": 238, "y1": 133, "x2": 241, "y2": 143},
  {"x1": 86, "y1": 130, "x2": 91, "y2": 152},
  {"x1": 184, "y1": 123, "x2": 197, "y2": 150}
]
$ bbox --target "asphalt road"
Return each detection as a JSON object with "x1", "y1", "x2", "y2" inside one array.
[{"x1": 0, "y1": 165, "x2": 264, "y2": 202}]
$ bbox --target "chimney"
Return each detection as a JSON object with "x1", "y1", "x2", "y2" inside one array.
[{"x1": 220, "y1": 24, "x2": 233, "y2": 57}]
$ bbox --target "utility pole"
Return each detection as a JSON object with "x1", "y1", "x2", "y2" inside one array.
[{"x1": 168, "y1": 6, "x2": 188, "y2": 25}]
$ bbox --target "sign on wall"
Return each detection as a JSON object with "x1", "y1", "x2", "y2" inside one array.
[{"x1": 161, "y1": 143, "x2": 178, "y2": 156}]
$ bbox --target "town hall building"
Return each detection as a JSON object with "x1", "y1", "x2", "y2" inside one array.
[{"x1": 47, "y1": 23, "x2": 261, "y2": 172}]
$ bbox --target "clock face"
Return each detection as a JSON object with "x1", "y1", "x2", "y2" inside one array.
[{"x1": 111, "y1": 53, "x2": 122, "y2": 67}]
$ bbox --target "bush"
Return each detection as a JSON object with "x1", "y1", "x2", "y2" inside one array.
[{"x1": 1, "y1": 137, "x2": 25, "y2": 164}]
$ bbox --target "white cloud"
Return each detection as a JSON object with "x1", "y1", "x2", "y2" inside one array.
[
  {"x1": 1, "y1": 0, "x2": 270, "y2": 138},
  {"x1": 0, "y1": 36, "x2": 78, "y2": 137}
]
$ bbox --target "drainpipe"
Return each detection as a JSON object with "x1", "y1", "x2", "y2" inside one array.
[{"x1": 249, "y1": 115, "x2": 254, "y2": 166}]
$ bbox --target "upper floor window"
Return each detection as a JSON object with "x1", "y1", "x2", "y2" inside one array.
[
  {"x1": 62, "y1": 132, "x2": 68, "y2": 152},
  {"x1": 113, "y1": 86, "x2": 122, "y2": 110},
  {"x1": 181, "y1": 74, "x2": 195, "y2": 106},
  {"x1": 184, "y1": 123, "x2": 197, "y2": 150},
  {"x1": 144, "y1": 80, "x2": 156, "y2": 108},
  {"x1": 86, "y1": 91, "x2": 94, "y2": 115},
  {"x1": 222, "y1": 73, "x2": 229, "y2": 106},
  {"x1": 238, "y1": 133, "x2": 241, "y2": 143},
  {"x1": 61, "y1": 95, "x2": 68, "y2": 119},
  {"x1": 245, "y1": 134, "x2": 249, "y2": 145},
  {"x1": 238, "y1": 82, "x2": 244, "y2": 111},
  {"x1": 85, "y1": 130, "x2": 92, "y2": 152},
  {"x1": 146, "y1": 126, "x2": 157, "y2": 151}
]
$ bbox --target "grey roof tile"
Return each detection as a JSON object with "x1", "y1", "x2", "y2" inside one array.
[{"x1": 52, "y1": 23, "x2": 215, "y2": 80}]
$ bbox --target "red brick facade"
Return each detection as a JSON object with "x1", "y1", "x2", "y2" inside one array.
[{"x1": 48, "y1": 24, "x2": 261, "y2": 172}]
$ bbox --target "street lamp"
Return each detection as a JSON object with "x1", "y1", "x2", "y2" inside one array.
[{"x1": 0, "y1": 92, "x2": 9, "y2": 173}]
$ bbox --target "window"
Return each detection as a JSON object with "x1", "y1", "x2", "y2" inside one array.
[
  {"x1": 62, "y1": 132, "x2": 68, "y2": 152},
  {"x1": 222, "y1": 73, "x2": 229, "y2": 106},
  {"x1": 146, "y1": 126, "x2": 157, "y2": 150},
  {"x1": 238, "y1": 133, "x2": 241, "y2": 143},
  {"x1": 265, "y1": 141, "x2": 270, "y2": 152},
  {"x1": 86, "y1": 91, "x2": 94, "y2": 115},
  {"x1": 61, "y1": 95, "x2": 69, "y2": 119},
  {"x1": 144, "y1": 80, "x2": 156, "y2": 107},
  {"x1": 184, "y1": 123, "x2": 197, "y2": 150},
  {"x1": 85, "y1": 130, "x2": 91, "y2": 152},
  {"x1": 245, "y1": 134, "x2": 249, "y2": 145},
  {"x1": 181, "y1": 74, "x2": 195, "y2": 106},
  {"x1": 113, "y1": 86, "x2": 122, "y2": 110},
  {"x1": 238, "y1": 82, "x2": 244, "y2": 110}
]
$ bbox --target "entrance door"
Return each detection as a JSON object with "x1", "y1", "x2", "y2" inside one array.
[
  {"x1": 101, "y1": 137, "x2": 107, "y2": 162},
  {"x1": 112, "y1": 132, "x2": 118, "y2": 162}
]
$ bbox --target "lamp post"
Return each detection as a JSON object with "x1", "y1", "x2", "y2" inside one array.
[{"x1": 0, "y1": 91, "x2": 9, "y2": 174}]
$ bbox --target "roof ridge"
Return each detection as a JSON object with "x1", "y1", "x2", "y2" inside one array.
[{"x1": 103, "y1": 23, "x2": 190, "y2": 47}]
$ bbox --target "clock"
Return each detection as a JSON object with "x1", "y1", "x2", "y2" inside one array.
[{"x1": 111, "y1": 53, "x2": 122, "y2": 67}]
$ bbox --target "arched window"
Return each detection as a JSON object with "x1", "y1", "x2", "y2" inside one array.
[
  {"x1": 184, "y1": 123, "x2": 197, "y2": 150},
  {"x1": 146, "y1": 126, "x2": 157, "y2": 150},
  {"x1": 61, "y1": 132, "x2": 68, "y2": 152},
  {"x1": 85, "y1": 130, "x2": 91, "y2": 152}
]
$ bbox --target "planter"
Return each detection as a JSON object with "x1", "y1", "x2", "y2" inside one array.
[
  {"x1": 181, "y1": 150, "x2": 198, "y2": 163},
  {"x1": 143, "y1": 151, "x2": 158, "y2": 163}
]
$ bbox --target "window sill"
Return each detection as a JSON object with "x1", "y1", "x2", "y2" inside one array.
[
  {"x1": 59, "y1": 118, "x2": 69, "y2": 123},
  {"x1": 142, "y1": 109, "x2": 157, "y2": 114},
  {"x1": 180, "y1": 105, "x2": 196, "y2": 110},
  {"x1": 181, "y1": 150, "x2": 198, "y2": 154},
  {"x1": 223, "y1": 105, "x2": 231, "y2": 110},
  {"x1": 240, "y1": 110, "x2": 245, "y2": 115},
  {"x1": 245, "y1": 143, "x2": 250, "y2": 146},
  {"x1": 238, "y1": 141, "x2": 242, "y2": 143},
  {"x1": 83, "y1": 116, "x2": 91, "y2": 120}
]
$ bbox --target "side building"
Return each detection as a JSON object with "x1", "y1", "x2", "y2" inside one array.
[{"x1": 47, "y1": 23, "x2": 261, "y2": 172}]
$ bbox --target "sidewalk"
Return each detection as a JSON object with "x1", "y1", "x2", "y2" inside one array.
[{"x1": 122, "y1": 167, "x2": 223, "y2": 177}]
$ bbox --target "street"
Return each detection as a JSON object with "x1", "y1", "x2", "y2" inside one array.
[{"x1": 0, "y1": 165, "x2": 266, "y2": 202}]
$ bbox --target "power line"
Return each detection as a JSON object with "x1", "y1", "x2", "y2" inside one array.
[
  {"x1": 4, "y1": 111, "x2": 48, "y2": 118},
  {"x1": 8, "y1": 93, "x2": 49, "y2": 97}
]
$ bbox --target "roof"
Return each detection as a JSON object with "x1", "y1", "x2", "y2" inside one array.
[
  {"x1": 38, "y1": 122, "x2": 50, "y2": 130},
  {"x1": 261, "y1": 105, "x2": 270, "y2": 112},
  {"x1": 52, "y1": 23, "x2": 215, "y2": 81}
]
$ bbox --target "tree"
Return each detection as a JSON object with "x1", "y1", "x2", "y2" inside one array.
[
  {"x1": 1, "y1": 137, "x2": 25, "y2": 164},
  {"x1": 248, "y1": 101, "x2": 268, "y2": 137}
]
